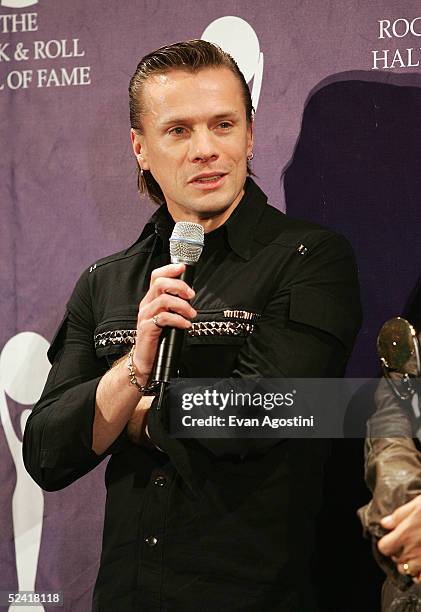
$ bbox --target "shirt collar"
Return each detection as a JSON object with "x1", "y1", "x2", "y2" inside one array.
[
  {"x1": 136, "y1": 204, "x2": 174, "y2": 244},
  {"x1": 222, "y1": 177, "x2": 268, "y2": 260},
  {"x1": 136, "y1": 177, "x2": 268, "y2": 260}
]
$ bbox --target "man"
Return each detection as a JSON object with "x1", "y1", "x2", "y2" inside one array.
[{"x1": 23, "y1": 40, "x2": 362, "y2": 611}]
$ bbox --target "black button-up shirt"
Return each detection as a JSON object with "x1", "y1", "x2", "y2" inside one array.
[{"x1": 23, "y1": 178, "x2": 362, "y2": 611}]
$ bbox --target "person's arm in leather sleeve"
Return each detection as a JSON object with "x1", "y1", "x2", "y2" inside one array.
[{"x1": 358, "y1": 377, "x2": 421, "y2": 588}]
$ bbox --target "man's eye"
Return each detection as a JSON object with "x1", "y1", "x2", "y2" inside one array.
[
  {"x1": 169, "y1": 127, "x2": 186, "y2": 136},
  {"x1": 218, "y1": 122, "x2": 232, "y2": 129}
]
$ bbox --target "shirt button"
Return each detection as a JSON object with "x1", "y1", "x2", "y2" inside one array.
[
  {"x1": 154, "y1": 475, "x2": 167, "y2": 487},
  {"x1": 145, "y1": 536, "x2": 158, "y2": 547}
]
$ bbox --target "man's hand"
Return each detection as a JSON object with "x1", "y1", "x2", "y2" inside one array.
[
  {"x1": 378, "y1": 494, "x2": 421, "y2": 583},
  {"x1": 132, "y1": 262, "x2": 197, "y2": 384}
]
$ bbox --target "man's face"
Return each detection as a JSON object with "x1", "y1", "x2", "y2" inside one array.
[{"x1": 131, "y1": 66, "x2": 253, "y2": 229}]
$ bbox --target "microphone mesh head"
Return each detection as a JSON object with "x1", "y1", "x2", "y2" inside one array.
[{"x1": 169, "y1": 222, "x2": 204, "y2": 264}]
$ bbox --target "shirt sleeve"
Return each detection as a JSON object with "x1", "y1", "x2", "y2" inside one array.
[
  {"x1": 148, "y1": 231, "x2": 362, "y2": 459},
  {"x1": 23, "y1": 268, "x2": 128, "y2": 491}
]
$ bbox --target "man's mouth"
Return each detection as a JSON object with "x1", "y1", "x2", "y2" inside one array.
[
  {"x1": 194, "y1": 175, "x2": 222, "y2": 183},
  {"x1": 190, "y1": 173, "x2": 226, "y2": 186}
]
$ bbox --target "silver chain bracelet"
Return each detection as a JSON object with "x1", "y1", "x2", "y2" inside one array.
[{"x1": 127, "y1": 345, "x2": 159, "y2": 395}]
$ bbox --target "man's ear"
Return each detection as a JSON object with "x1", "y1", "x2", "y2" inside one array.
[{"x1": 130, "y1": 128, "x2": 150, "y2": 170}]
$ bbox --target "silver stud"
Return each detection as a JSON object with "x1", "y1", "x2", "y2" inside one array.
[{"x1": 297, "y1": 244, "x2": 308, "y2": 256}]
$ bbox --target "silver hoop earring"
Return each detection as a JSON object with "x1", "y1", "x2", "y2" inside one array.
[{"x1": 247, "y1": 152, "x2": 254, "y2": 161}]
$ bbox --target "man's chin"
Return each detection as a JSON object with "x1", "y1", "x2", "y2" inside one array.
[
  {"x1": 190, "y1": 186, "x2": 243, "y2": 215},
  {"x1": 168, "y1": 184, "x2": 243, "y2": 223},
  {"x1": 189, "y1": 200, "x2": 235, "y2": 221}
]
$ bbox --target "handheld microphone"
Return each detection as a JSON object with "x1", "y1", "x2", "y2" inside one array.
[{"x1": 152, "y1": 221, "x2": 204, "y2": 384}]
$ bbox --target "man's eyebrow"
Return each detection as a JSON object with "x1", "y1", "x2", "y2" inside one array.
[
  {"x1": 211, "y1": 111, "x2": 239, "y2": 120},
  {"x1": 158, "y1": 111, "x2": 240, "y2": 127}
]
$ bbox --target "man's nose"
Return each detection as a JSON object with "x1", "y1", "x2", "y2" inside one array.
[{"x1": 189, "y1": 128, "x2": 219, "y2": 163}]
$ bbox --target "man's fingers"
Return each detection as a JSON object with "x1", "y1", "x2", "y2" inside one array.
[
  {"x1": 134, "y1": 286, "x2": 196, "y2": 376},
  {"x1": 134, "y1": 310, "x2": 194, "y2": 374},
  {"x1": 140, "y1": 263, "x2": 194, "y2": 306},
  {"x1": 397, "y1": 557, "x2": 421, "y2": 578},
  {"x1": 378, "y1": 518, "x2": 409, "y2": 557},
  {"x1": 393, "y1": 546, "x2": 421, "y2": 564},
  {"x1": 379, "y1": 515, "x2": 421, "y2": 559},
  {"x1": 149, "y1": 311, "x2": 193, "y2": 330},
  {"x1": 139, "y1": 294, "x2": 197, "y2": 323},
  {"x1": 140, "y1": 264, "x2": 186, "y2": 306},
  {"x1": 133, "y1": 264, "x2": 196, "y2": 377},
  {"x1": 150, "y1": 263, "x2": 185, "y2": 284},
  {"x1": 137, "y1": 312, "x2": 192, "y2": 345},
  {"x1": 151, "y1": 276, "x2": 195, "y2": 300},
  {"x1": 382, "y1": 497, "x2": 418, "y2": 530}
]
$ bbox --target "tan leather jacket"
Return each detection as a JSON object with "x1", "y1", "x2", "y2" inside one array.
[{"x1": 358, "y1": 378, "x2": 421, "y2": 610}]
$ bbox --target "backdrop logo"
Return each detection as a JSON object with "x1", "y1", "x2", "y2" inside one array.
[
  {"x1": 1, "y1": 0, "x2": 38, "y2": 7},
  {"x1": 0, "y1": 332, "x2": 50, "y2": 609},
  {"x1": 201, "y1": 16, "x2": 264, "y2": 111}
]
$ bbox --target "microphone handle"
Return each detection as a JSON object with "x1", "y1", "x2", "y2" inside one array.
[{"x1": 152, "y1": 263, "x2": 195, "y2": 384}]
